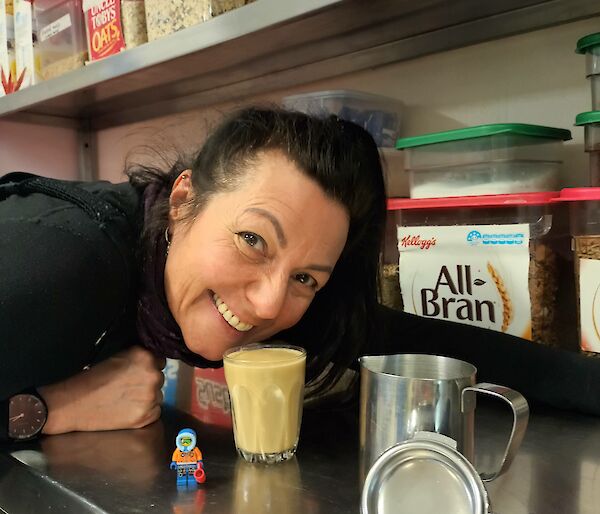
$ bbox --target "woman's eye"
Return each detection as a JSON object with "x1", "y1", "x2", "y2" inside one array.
[
  {"x1": 237, "y1": 232, "x2": 266, "y2": 252},
  {"x1": 294, "y1": 273, "x2": 317, "y2": 289}
]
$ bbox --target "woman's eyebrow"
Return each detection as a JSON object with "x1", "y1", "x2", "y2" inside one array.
[
  {"x1": 306, "y1": 264, "x2": 333, "y2": 274},
  {"x1": 245, "y1": 207, "x2": 287, "y2": 247}
]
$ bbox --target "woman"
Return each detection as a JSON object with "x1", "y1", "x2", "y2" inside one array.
[
  {"x1": 0, "y1": 107, "x2": 385, "y2": 436},
  {"x1": 1, "y1": 107, "x2": 599, "y2": 440}
]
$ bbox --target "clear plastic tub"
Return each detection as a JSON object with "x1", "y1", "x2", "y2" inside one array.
[
  {"x1": 382, "y1": 192, "x2": 575, "y2": 348},
  {"x1": 592, "y1": 75, "x2": 600, "y2": 110},
  {"x1": 121, "y1": 0, "x2": 148, "y2": 49},
  {"x1": 556, "y1": 188, "x2": 600, "y2": 353},
  {"x1": 395, "y1": 124, "x2": 571, "y2": 199},
  {"x1": 282, "y1": 90, "x2": 404, "y2": 148},
  {"x1": 14, "y1": 0, "x2": 41, "y2": 88},
  {"x1": 576, "y1": 32, "x2": 600, "y2": 109},
  {"x1": 145, "y1": 0, "x2": 252, "y2": 42},
  {"x1": 575, "y1": 111, "x2": 600, "y2": 186},
  {"x1": 35, "y1": 0, "x2": 87, "y2": 80}
]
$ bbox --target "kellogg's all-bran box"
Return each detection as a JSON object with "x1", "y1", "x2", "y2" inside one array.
[{"x1": 382, "y1": 192, "x2": 575, "y2": 349}]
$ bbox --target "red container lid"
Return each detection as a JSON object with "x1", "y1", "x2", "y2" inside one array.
[
  {"x1": 555, "y1": 187, "x2": 600, "y2": 202},
  {"x1": 387, "y1": 192, "x2": 559, "y2": 211}
]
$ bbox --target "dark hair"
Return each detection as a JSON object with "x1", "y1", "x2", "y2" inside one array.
[{"x1": 127, "y1": 106, "x2": 387, "y2": 396}]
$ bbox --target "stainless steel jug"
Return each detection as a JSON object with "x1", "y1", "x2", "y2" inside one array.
[{"x1": 359, "y1": 354, "x2": 529, "y2": 482}]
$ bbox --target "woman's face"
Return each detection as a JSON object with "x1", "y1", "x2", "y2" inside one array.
[{"x1": 164, "y1": 150, "x2": 350, "y2": 361}]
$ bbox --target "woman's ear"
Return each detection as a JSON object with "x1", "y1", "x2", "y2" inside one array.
[{"x1": 169, "y1": 170, "x2": 193, "y2": 221}]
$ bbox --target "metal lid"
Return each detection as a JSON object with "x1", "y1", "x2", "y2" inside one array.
[{"x1": 361, "y1": 432, "x2": 489, "y2": 514}]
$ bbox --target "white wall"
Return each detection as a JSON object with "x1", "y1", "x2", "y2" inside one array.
[
  {"x1": 0, "y1": 120, "x2": 79, "y2": 179},
  {"x1": 3, "y1": 15, "x2": 599, "y2": 191}
]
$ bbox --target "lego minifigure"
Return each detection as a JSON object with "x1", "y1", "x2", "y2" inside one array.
[{"x1": 170, "y1": 428, "x2": 206, "y2": 486}]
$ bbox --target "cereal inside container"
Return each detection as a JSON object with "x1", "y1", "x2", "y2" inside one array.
[
  {"x1": 144, "y1": 0, "x2": 253, "y2": 42},
  {"x1": 575, "y1": 111, "x2": 600, "y2": 187},
  {"x1": 556, "y1": 188, "x2": 600, "y2": 354},
  {"x1": 34, "y1": 0, "x2": 87, "y2": 81},
  {"x1": 382, "y1": 193, "x2": 575, "y2": 348},
  {"x1": 121, "y1": 0, "x2": 147, "y2": 48}
]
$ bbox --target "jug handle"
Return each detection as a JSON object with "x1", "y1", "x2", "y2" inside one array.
[{"x1": 462, "y1": 382, "x2": 529, "y2": 482}]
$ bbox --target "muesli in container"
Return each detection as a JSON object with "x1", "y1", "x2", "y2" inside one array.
[
  {"x1": 144, "y1": 0, "x2": 252, "y2": 42},
  {"x1": 576, "y1": 32, "x2": 600, "y2": 110},
  {"x1": 575, "y1": 111, "x2": 600, "y2": 187},
  {"x1": 396, "y1": 124, "x2": 571, "y2": 199},
  {"x1": 35, "y1": 0, "x2": 87, "y2": 80},
  {"x1": 82, "y1": 0, "x2": 147, "y2": 62},
  {"x1": 383, "y1": 192, "x2": 575, "y2": 348},
  {"x1": 556, "y1": 188, "x2": 600, "y2": 354}
]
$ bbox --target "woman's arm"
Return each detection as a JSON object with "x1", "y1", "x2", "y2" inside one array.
[
  {"x1": 40, "y1": 346, "x2": 165, "y2": 434},
  {"x1": 369, "y1": 305, "x2": 600, "y2": 416}
]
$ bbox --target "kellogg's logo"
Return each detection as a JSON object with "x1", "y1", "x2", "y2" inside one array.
[{"x1": 400, "y1": 234, "x2": 437, "y2": 250}]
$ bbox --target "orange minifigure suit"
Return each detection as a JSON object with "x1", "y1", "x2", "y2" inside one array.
[{"x1": 170, "y1": 428, "x2": 205, "y2": 485}]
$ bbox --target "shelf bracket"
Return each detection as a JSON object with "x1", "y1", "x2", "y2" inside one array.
[{"x1": 78, "y1": 120, "x2": 98, "y2": 182}]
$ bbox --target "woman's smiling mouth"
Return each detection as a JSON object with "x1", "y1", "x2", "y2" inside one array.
[{"x1": 211, "y1": 292, "x2": 254, "y2": 332}]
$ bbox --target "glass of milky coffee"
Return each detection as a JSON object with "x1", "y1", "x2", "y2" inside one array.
[{"x1": 223, "y1": 343, "x2": 306, "y2": 464}]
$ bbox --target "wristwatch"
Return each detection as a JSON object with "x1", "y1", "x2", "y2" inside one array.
[{"x1": 1, "y1": 389, "x2": 48, "y2": 442}]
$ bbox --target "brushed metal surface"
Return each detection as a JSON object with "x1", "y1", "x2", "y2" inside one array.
[{"x1": 1, "y1": 388, "x2": 600, "y2": 513}]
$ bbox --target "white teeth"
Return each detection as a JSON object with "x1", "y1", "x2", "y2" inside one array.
[{"x1": 212, "y1": 293, "x2": 253, "y2": 332}]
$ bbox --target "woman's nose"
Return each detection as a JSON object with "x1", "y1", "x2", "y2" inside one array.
[{"x1": 246, "y1": 272, "x2": 288, "y2": 321}]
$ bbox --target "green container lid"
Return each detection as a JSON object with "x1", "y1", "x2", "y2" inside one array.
[
  {"x1": 395, "y1": 123, "x2": 572, "y2": 150},
  {"x1": 575, "y1": 111, "x2": 600, "y2": 125},
  {"x1": 576, "y1": 32, "x2": 600, "y2": 54}
]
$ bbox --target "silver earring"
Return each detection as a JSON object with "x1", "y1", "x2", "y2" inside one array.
[{"x1": 165, "y1": 227, "x2": 171, "y2": 255}]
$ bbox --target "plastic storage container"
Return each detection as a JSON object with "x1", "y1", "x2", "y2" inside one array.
[
  {"x1": 121, "y1": 0, "x2": 147, "y2": 49},
  {"x1": 556, "y1": 188, "x2": 600, "y2": 354},
  {"x1": 144, "y1": 0, "x2": 251, "y2": 42},
  {"x1": 382, "y1": 192, "x2": 575, "y2": 348},
  {"x1": 282, "y1": 90, "x2": 404, "y2": 148},
  {"x1": 576, "y1": 32, "x2": 600, "y2": 109},
  {"x1": 575, "y1": 111, "x2": 600, "y2": 186},
  {"x1": 395, "y1": 124, "x2": 571, "y2": 199},
  {"x1": 14, "y1": 0, "x2": 41, "y2": 88},
  {"x1": 0, "y1": 0, "x2": 11, "y2": 95},
  {"x1": 35, "y1": 0, "x2": 87, "y2": 81}
]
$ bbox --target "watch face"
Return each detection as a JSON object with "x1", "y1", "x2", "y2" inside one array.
[{"x1": 8, "y1": 394, "x2": 47, "y2": 440}]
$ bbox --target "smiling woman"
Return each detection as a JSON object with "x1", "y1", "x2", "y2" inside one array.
[
  {"x1": 131, "y1": 107, "x2": 386, "y2": 395},
  {"x1": 0, "y1": 107, "x2": 387, "y2": 437}
]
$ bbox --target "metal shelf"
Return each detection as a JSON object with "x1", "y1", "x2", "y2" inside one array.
[{"x1": 1, "y1": 0, "x2": 599, "y2": 130}]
